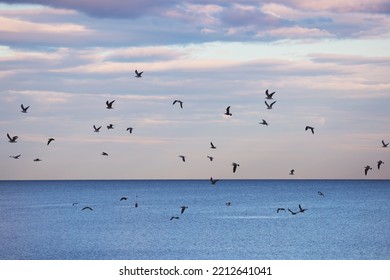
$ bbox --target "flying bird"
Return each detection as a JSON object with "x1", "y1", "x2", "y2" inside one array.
[
  {"x1": 232, "y1": 162, "x2": 240, "y2": 173},
  {"x1": 107, "y1": 124, "x2": 114, "y2": 130},
  {"x1": 224, "y1": 106, "x2": 232, "y2": 116},
  {"x1": 170, "y1": 216, "x2": 179, "y2": 221},
  {"x1": 106, "y1": 100, "x2": 115, "y2": 109},
  {"x1": 178, "y1": 155, "x2": 186, "y2": 162},
  {"x1": 93, "y1": 125, "x2": 102, "y2": 132},
  {"x1": 172, "y1": 100, "x2": 183, "y2": 108},
  {"x1": 126, "y1": 127, "x2": 133, "y2": 134},
  {"x1": 382, "y1": 140, "x2": 389, "y2": 147},
  {"x1": 265, "y1": 89, "x2": 275, "y2": 100},
  {"x1": 277, "y1": 208, "x2": 286, "y2": 213},
  {"x1": 210, "y1": 142, "x2": 216, "y2": 149},
  {"x1": 101, "y1": 152, "x2": 108, "y2": 156},
  {"x1": 305, "y1": 126, "x2": 315, "y2": 134},
  {"x1": 7, "y1": 133, "x2": 18, "y2": 143},
  {"x1": 135, "y1": 69, "x2": 143, "y2": 78},
  {"x1": 265, "y1": 100, "x2": 276, "y2": 110},
  {"x1": 288, "y1": 209, "x2": 298, "y2": 215},
  {"x1": 259, "y1": 119, "x2": 268, "y2": 126},
  {"x1": 9, "y1": 154, "x2": 21, "y2": 159},
  {"x1": 364, "y1": 165, "x2": 372, "y2": 176},
  {"x1": 21, "y1": 104, "x2": 29, "y2": 113},
  {"x1": 377, "y1": 160, "x2": 384, "y2": 170},
  {"x1": 82, "y1": 206, "x2": 93, "y2": 211},
  {"x1": 33, "y1": 158, "x2": 42, "y2": 162},
  {"x1": 226, "y1": 202, "x2": 232, "y2": 206},
  {"x1": 289, "y1": 169, "x2": 295, "y2": 175},
  {"x1": 120, "y1": 197, "x2": 128, "y2": 201},
  {"x1": 318, "y1": 191, "x2": 325, "y2": 197},
  {"x1": 210, "y1": 177, "x2": 219, "y2": 185},
  {"x1": 298, "y1": 204, "x2": 307, "y2": 213},
  {"x1": 180, "y1": 206, "x2": 188, "y2": 214},
  {"x1": 47, "y1": 138, "x2": 55, "y2": 145},
  {"x1": 207, "y1": 156, "x2": 214, "y2": 161}
]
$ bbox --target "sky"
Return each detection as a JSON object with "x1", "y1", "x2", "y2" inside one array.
[{"x1": 0, "y1": 0, "x2": 389, "y2": 180}]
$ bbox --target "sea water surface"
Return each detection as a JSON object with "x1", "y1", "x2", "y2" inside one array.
[{"x1": 0, "y1": 179, "x2": 389, "y2": 260}]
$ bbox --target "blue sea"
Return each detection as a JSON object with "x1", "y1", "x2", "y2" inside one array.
[{"x1": 0, "y1": 179, "x2": 389, "y2": 260}]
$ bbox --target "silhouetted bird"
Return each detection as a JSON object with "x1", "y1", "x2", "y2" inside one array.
[
  {"x1": 33, "y1": 158, "x2": 42, "y2": 162},
  {"x1": 298, "y1": 204, "x2": 307, "y2": 213},
  {"x1": 259, "y1": 119, "x2": 268, "y2": 126},
  {"x1": 226, "y1": 202, "x2": 232, "y2": 206},
  {"x1": 170, "y1": 216, "x2": 179, "y2": 221},
  {"x1": 72, "y1": 202, "x2": 79, "y2": 206},
  {"x1": 382, "y1": 140, "x2": 389, "y2": 147},
  {"x1": 172, "y1": 100, "x2": 183, "y2": 108},
  {"x1": 82, "y1": 206, "x2": 93, "y2": 211},
  {"x1": 178, "y1": 155, "x2": 186, "y2": 162},
  {"x1": 120, "y1": 197, "x2": 128, "y2": 201},
  {"x1": 47, "y1": 138, "x2": 55, "y2": 145},
  {"x1": 210, "y1": 177, "x2": 219, "y2": 185},
  {"x1": 180, "y1": 206, "x2": 188, "y2": 214},
  {"x1": 377, "y1": 160, "x2": 384, "y2": 170},
  {"x1": 9, "y1": 154, "x2": 21, "y2": 159},
  {"x1": 93, "y1": 125, "x2": 102, "y2": 132},
  {"x1": 265, "y1": 101, "x2": 276, "y2": 109},
  {"x1": 21, "y1": 104, "x2": 29, "y2": 113},
  {"x1": 107, "y1": 124, "x2": 114, "y2": 130},
  {"x1": 305, "y1": 126, "x2": 315, "y2": 134},
  {"x1": 318, "y1": 191, "x2": 325, "y2": 197},
  {"x1": 7, "y1": 133, "x2": 18, "y2": 143},
  {"x1": 135, "y1": 70, "x2": 143, "y2": 78},
  {"x1": 101, "y1": 152, "x2": 108, "y2": 156},
  {"x1": 288, "y1": 209, "x2": 298, "y2": 215},
  {"x1": 232, "y1": 162, "x2": 240, "y2": 173},
  {"x1": 364, "y1": 165, "x2": 372, "y2": 176},
  {"x1": 210, "y1": 142, "x2": 216, "y2": 149},
  {"x1": 277, "y1": 208, "x2": 286, "y2": 213},
  {"x1": 224, "y1": 106, "x2": 232, "y2": 116},
  {"x1": 265, "y1": 89, "x2": 275, "y2": 100},
  {"x1": 207, "y1": 156, "x2": 214, "y2": 161},
  {"x1": 289, "y1": 169, "x2": 295, "y2": 175},
  {"x1": 127, "y1": 127, "x2": 133, "y2": 134},
  {"x1": 106, "y1": 100, "x2": 115, "y2": 109}
]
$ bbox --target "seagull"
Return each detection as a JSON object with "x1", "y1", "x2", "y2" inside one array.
[
  {"x1": 178, "y1": 155, "x2": 186, "y2": 162},
  {"x1": 265, "y1": 100, "x2": 276, "y2": 109},
  {"x1": 135, "y1": 69, "x2": 143, "y2": 78},
  {"x1": 21, "y1": 104, "x2": 29, "y2": 113},
  {"x1": 318, "y1": 191, "x2": 325, "y2": 197},
  {"x1": 9, "y1": 154, "x2": 21, "y2": 159},
  {"x1": 7, "y1": 133, "x2": 18, "y2": 143},
  {"x1": 289, "y1": 169, "x2": 295, "y2": 175},
  {"x1": 298, "y1": 204, "x2": 307, "y2": 213},
  {"x1": 210, "y1": 177, "x2": 219, "y2": 185},
  {"x1": 170, "y1": 216, "x2": 179, "y2": 221},
  {"x1": 101, "y1": 152, "x2": 108, "y2": 156},
  {"x1": 72, "y1": 202, "x2": 79, "y2": 206},
  {"x1": 47, "y1": 138, "x2": 55, "y2": 145},
  {"x1": 226, "y1": 202, "x2": 232, "y2": 206},
  {"x1": 224, "y1": 106, "x2": 232, "y2": 116},
  {"x1": 106, "y1": 100, "x2": 115, "y2": 109},
  {"x1": 277, "y1": 208, "x2": 286, "y2": 213},
  {"x1": 210, "y1": 142, "x2": 216, "y2": 149},
  {"x1": 82, "y1": 206, "x2": 93, "y2": 211},
  {"x1": 180, "y1": 206, "x2": 188, "y2": 214},
  {"x1": 288, "y1": 209, "x2": 298, "y2": 215},
  {"x1": 305, "y1": 126, "x2": 315, "y2": 134},
  {"x1": 207, "y1": 156, "x2": 214, "y2": 161},
  {"x1": 364, "y1": 165, "x2": 372, "y2": 176},
  {"x1": 33, "y1": 158, "x2": 42, "y2": 162},
  {"x1": 265, "y1": 89, "x2": 275, "y2": 100},
  {"x1": 259, "y1": 119, "x2": 268, "y2": 126},
  {"x1": 232, "y1": 162, "x2": 240, "y2": 173},
  {"x1": 107, "y1": 124, "x2": 114, "y2": 130},
  {"x1": 93, "y1": 125, "x2": 102, "y2": 132},
  {"x1": 172, "y1": 100, "x2": 183, "y2": 108},
  {"x1": 382, "y1": 140, "x2": 389, "y2": 148},
  {"x1": 126, "y1": 127, "x2": 133, "y2": 134},
  {"x1": 120, "y1": 197, "x2": 128, "y2": 201},
  {"x1": 377, "y1": 160, "x2": 384, "y2": 170}
]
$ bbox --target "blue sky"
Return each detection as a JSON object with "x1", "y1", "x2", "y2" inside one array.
[{"x1": 0, "y1": 1, "x2": 389, "y2": 179}]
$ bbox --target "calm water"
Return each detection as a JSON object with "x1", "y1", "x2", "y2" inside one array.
[{"x1": 0, "y1": 180, "x2": 389, "y2": 260}]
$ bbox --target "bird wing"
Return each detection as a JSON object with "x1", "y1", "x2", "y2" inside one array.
[{"x1": 7, "y1": 133, "x2": 12, "y2": 141}]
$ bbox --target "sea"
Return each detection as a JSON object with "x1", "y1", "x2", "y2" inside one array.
[{"x1": 0, "y1": 179, "x2": 389, "y2": 260}]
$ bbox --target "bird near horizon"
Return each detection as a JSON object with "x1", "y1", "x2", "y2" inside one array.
[
  {"x1": 210, "y1": 177, "x2": 219, "y2": 185},
  {"x1": 305, "y1": 126, "x2": 315, "y2": 134},
  {"x1": 224, "y1": 106, "x2": 232, "y2": 116},
  {"x1": 106, "y1": 100, "x2": 115, "y2": 109},
  {"x1": 7, "y1": 133, "x2": 18, "y2": 143},
  {"x1": 93, "y1": 125, "x2": 102, "y2": 132},
  {"x1": 289, "y1": 169, "x2": 295, "y2": 175},
  {"x1": 180, "y1": 205, "x2": 188, "y2": 214},
  {"x1": 126, "y1": 127, "x2": 133, "y2": 134},
  {"x1": 265, "y1": 89, "x2": 275, "y2": 100},
  {"x1": 9, "y1": 154, "x2": 21, "y2": 159},
  {"x1": 210, "y1": 142, "x2": 216, "y2": 149},
  {"x1": 265, "y1": 100, "x2": 276, "y2": 110},
  {"x1": 259, "y1": 119, "x2": 268, "y2": 126},
  {"x1": 178, "y1": 155, "x2": 186, "y2": 162},
  {"x1": 364, "y1": 165, "x2": 372, "y2": 176},
  {"x1": 47, "y1": 138, "x2": 55, "y2": 145},
  {"x1": 135, "y1": 69, "x2": 143, "y2": 78},
  {"x1": 382, "y1": 140, "x2": 389, "y2": 147},
  {"x1": 172, "y1": 100, "x2": 183, "y2": 108},
  {"x1": 21, "y1": 104, "x2": 29, "y2": 113},
  {"x1": 377, "y1": 160, "x2": 384, "y2": 170},
  {"x1": 232, "y1": 162, "x2": 240, "y2": 173}
]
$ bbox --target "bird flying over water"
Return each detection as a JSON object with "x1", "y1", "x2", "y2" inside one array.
[
  {"x1": 9, "y1": 154, "x2": 21, "y2": 159},
  {"x1": 7, "y1": 133, "x2": 18, "y2": 143},
  {"x1": 93, "y1": 125, "x2": 102, "y2": 132},
  {"x1": 265, "y1": 100, "x2": 276, "y2": 110},
  {"x1": 259, "y1": 119, "x2": 268, "y2": 126},
  {"x1": 172, "y1": 100, "x2": 183, "y2": 108},
  {"x1": 377, "y1": 160, "x2": 384, "y2": 170},
  {"x1": 135, "y1": 69, "x2": 143, "y2": 78},
  {"x1": 364, "y1": 165, "x2": 372, "y2": 176},
  {"x1": 232, "y1": 162, "x2": 240, "y2": 173},
  {"x1": 180, "y1": 206, "x2": 188, "y2": 214},
  {"x1": 178, "y1": 155, "x2": 186, "y2": 162},
  {"x1": 305, "y1": 126, "x2": 315, "y2": 134},
  {"x1": 47, "y1": 138, "x2": 55, "y2": 145},
  {"x1": 382, "y1": 140, "x2": 389, "y2": 148},
  {"x1": 210, "y1": 177, "x2": 219, "y2": 185},
  {"x1": 289, "y1": 169, "x2": 295, "y2": 175},
  {"x1": 265, "y1": 89, "x2": 275, "y2": 100},
  {"x1": 21, "y1": 104, "x2": 29, "y2": 113},
  {"x1": 106, "y1": 100, "x2": 115, "y2": 109},
  {"x1": 224, "y1": 106, "x2": 232, "y2": 116}
]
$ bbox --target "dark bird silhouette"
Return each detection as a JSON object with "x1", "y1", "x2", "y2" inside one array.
[
  {"x1": 232, "y1": 162, "x2": 240, "y2": 173},
  {"x1": 120, "y1": 197, "x2": 128, "y2": 201},
  {"x1": 172, "y1": 100, "x2": 183, "y2": 108},
  {"x1": 289, "y1": 169, "x2": 295, "y2": 175},
  {"x1": 265, "y1": 100, "x2": 276, "y2": 109},
  {"x1": 101, "y1": 152, "x2": 108, "y2": 156},
  {"x1": 170, "y1": 216, "x2": 179, "y2": 221},
  {"x1": 21, "y1": 104, "x2": 29, "y2": 113},
  {"x1": 226, "y1": 202, "x2": 232, "y2": 206},
  {"x1": 106, "y1": 100, "x2": 115, "y2": 109},
  {"x1": 207, "y1": 156, "x2": 214, "y2": 161},
  {"x1": 224, "y1": 106, "x2": 232, "y2": 116},
  {"x1": 210, "y1": 142, "x2": 216, "y2": 149},
  {"x1": 178, "y1": 155, "x2": 186, "y2": 162},
  {"x1": 265, "y1": 89, "x2": 275, "y2": 100},
  {"x1": 277, "y1": 208, "x2": 286, "y2": 213},
  {"x1": 377, "y1": 160, "x2": 384, "y2": 170},
  {"x1": 288, "y1": 209, "x2": 298, "y2": 215},
  {"x1": 93, "y1": 125, "x2": 102, "y2": 132},
  {"x1": 318, "y1": 191, "x2": 325, "y2": 197},
  {"x1": 72, "y1": 202, "x2": 79, "y2": 206},
  {"x1": 364, "y1": 165, "x2": 372, "y2": 176},
  {"x1": 210, "y1": 177, "x2": 219, "y2": 185},
  {"x1": 126, "y1": 127, "x2": 133, "y2": 134},
  {"x1": 33, "y1": 158, "x2": 42, "y2": 162},
  {"x1": 305, "y1": 126, "x2": 315, "y2": 134},
  {"x1": 47, "y1": 138, "x2": 55, "y2": 145},
  {"x1": 135, "y1": 69, "x2": 143, "y2": 78},
  {"x1": 82, "y1": 206, "x2": 93, "y2": 211},
  {"x1": 298, "y1": 204, "x2": 307, "y2": 213},
  {"x1": 180, "y1": 206, "x2": 188, "y2": 214},
  {"x1": 259, "y1": 119, "x2": 268, "y2": 126},
  {"x1": 107, "y1": 124, "x2": 114, "y2": 130},
  {"x1": 9, "y1": 154, "x2": 21, "y2": 159},
  {"x1": 7, "y1": 133, "x2": 18, "y2": 143},
  {"x1": 382, "y1": 140, "x2": 389, "y2": 148}
]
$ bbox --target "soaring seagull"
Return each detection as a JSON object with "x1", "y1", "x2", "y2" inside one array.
[
  {"x1": 232, "y1": 162, "x2": 240, "y2": 173},
  {"x1": 172, "y1": 100, "x2": 183, "y2": 108},
  {"x1": 7, "y1": 134, "x2": 18, "y2": 143},
  {"x1": 47, "y1": 138, "x2": 55, "y2": 145},
  {"x1": 33, "y1": 158, "x2": 42, "y2": 162},
  {"x1": 377, "y1": 160, "x2": 384, "y2": 170},
  {"x1": 382, "y1": 140, "x2": 389, "y2": 148},
  {"x1": 21, "y1": 104, "x2": 29, "y2": 113},
  {"x1": 207, "y1": 156, "x2": 214, "y2": 161},
  {"x1": 126, "y1": 127, "x2": 133, "y2": 134},
  {"x1": 305, "y1": 126, "x2": 315, "y2": 134},
  {"x1": 298, "y1": 204, "x2": 307, "y2": 213},
  {"x1": 170, "y1": 216, "x2": 179, "y2": 221},
  {"x1": 210, "y1": 142, "x2": 216, "y2": 149},
  {"x1": 93, "y1": 125, "x2": 102, "y2": 132},
  {"x1": 180, "y1": 205, "x2": 188, "y2": 214},
  {"x1": 265, "y1": 101, "x2": 276, "y2": 110},
  {"x1": 101, "y1": 152, "x2": 109, "y2": 156},
  {"x1": 82, "y1": 206, "x2": 93, "y2": 211},
  {"x1": 224, "y1": 106, "x2": 232, "y2": 116},
  {"x1": 259, "y1": 119, "x2": 268, "y2": 126},
  {"x1": 265, "y1": 89, "x2": 275, "y2": 100},
  {"x1": 277, "y1": 208, "x2": 286, "y2": 213},
  {"x1": 106, "y1": 100, "x2": 115, "y2": 109},
  {"x1": 289, "y1": 169, "x2": 295, "y2": 175},
  {"x1": 288, "y1": 209, "x2": 298, "y2": 215},
  {"x1": 9, "y1": 154, "x2": 21, "y2": 159},
  {"x1": 210, "y1": 177, "x2": 219, "y2": 185},
  {"x1": 120, "y1": 197, "x2": 128, "y2": 201},
  {"x1": 107, "y1": 124, "x2": 114, "y2": 130},
  {"x1": 178, "y1": 155, "x2": 186, "y2": 162},
  {"x1": 135, "y1": 69, "x2": 143, "y2": 78},
  {"x1": 364, "y1": 165, "x2": 372, "y2": 176}
]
